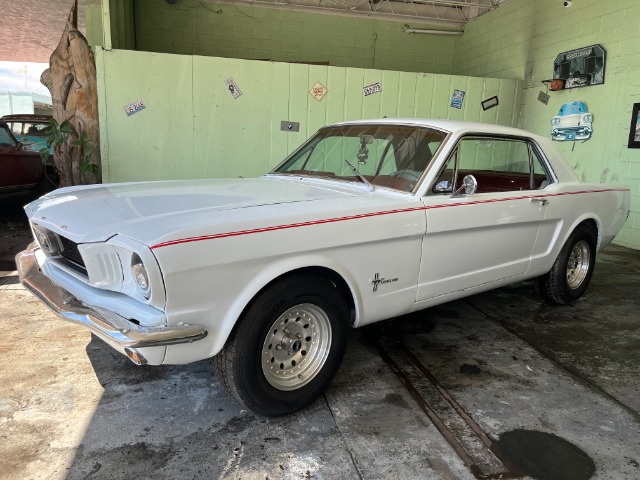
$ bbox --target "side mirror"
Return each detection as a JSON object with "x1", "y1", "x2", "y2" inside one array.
[
  {"x1": 17, "y1": 141, "x2": 25, "y2": 151},
  {"x1": 452, "y1": 174, "x2": 478, "y2": 197}
]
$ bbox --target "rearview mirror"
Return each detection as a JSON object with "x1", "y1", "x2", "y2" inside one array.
[{"x1": 359, "y1": 134, "x2": 374, "y2": 145}]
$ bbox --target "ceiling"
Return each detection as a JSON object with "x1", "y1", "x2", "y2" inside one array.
[
  {"x1": 0, "y1": 0, "x2": 89, "y2": 63},
  {"x1": 225, "y1": 0, "x2": 510, "y2": 27},
  {"x1": 0, "y1": 0, "x2": 507, "y2": 63}
]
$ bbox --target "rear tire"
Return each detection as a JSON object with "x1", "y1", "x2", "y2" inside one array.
[
  {"x1": 212, "y1": 274, "x2": 349, "y2": 416},
  {"x1": 538, "y1": 225, "x2": 596, "y2": 305}
]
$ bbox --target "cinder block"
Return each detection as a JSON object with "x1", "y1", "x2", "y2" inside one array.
[
  {"x1": 615, "y1": 22, "x2": 640, "y2": 41},
  {"x1": 280, "y1": 21, "x2": 303, "y2": 33},
  {"x1": 233, "y1": 26, "x2": 253, "y2": 38},
  {"x1": 262, "y1": 39, "x2": 282, "y2": 52},
  {"x1": 253, "y1": 29, "x2": 272, "y2": 40}
]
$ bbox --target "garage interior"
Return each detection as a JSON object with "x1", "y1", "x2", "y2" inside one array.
[{"x1": 1, "y1": 0, "x2": 640, "y2": 479}]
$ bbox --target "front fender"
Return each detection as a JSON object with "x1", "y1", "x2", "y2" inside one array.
[{"x1": 159, "y1": 253, "x2": 364, "y2": 365}]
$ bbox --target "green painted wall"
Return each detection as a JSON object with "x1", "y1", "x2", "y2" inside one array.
[
  {"x1": 453, "y1": 0, "x2": 640, "y2": 249},
  {"x1": 133, "y1": 1, "x2": 456, "y2": 74},
  {"x1": 86, "y1": 5, "x2": 104, "y2": 48},
  {"x1": 95, "y1": 48, "x2": 521, "y2": 183}
]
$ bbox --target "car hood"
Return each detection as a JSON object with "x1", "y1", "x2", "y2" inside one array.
[{"x1": 25, "y1": 176, "x2": 361, "y2": 244}]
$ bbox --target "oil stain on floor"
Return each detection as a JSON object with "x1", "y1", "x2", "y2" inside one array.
[{"x1": 495, "y1": 429, "x2": 595, "y2": 480}]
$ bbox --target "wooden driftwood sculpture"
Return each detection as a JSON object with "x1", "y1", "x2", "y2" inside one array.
[{"x1": 41, "y1": 0, "x2": 101, "y2": 186}]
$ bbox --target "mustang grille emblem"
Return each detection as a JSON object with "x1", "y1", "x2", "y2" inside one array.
[
  {"x1": 371, "y1": 273, "x2": 398, "y2": 292},
  {"x1": 33, "y1": 226, "x2": 62, "y2": 255}
]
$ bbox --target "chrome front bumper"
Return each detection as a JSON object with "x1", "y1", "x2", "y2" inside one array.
[{"x1": 16, "y1": 244, "x2": 208, "y2": 363}]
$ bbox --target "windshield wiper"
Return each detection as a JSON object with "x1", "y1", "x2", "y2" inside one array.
[{"x1": 344, "y1": 159, "x2": 374, "y2": 192}]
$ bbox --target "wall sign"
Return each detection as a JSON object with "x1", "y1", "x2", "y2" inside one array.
[
  {"x1": 310, "y1": 82, "x2": 328, "y2": 101},
  {"x1": 551, "y1": 101, "x2": 593, "y2": 142},
  {"x1": 537, "y1": 91, "x2": 550, "y2": 105},
  {"x1": 481, "y1": 96, "x2": 499, "y2": 110},
  {"x1": 280, "y1": 121, "x2": 300, "y2": 132},
  {"x1": 363, "y1": 82, "x2": 382, "y2": 96},
  {"x1": 628, "y1": 103, "x2": 640, "y2": 148},
  {"x1": 124, "y1": 100, "x2": 145, "y2": 116},
  {"x1": 450, "y1": 89, "x2": 465, "y2": 109},
  {"x1": 224, "y1": 78, "x2": 242, "y2": 99}
]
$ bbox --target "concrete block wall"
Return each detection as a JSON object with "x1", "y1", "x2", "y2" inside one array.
[
  {"x1": 453, "y1": 0, "x2": 640, "y2": 250},
  {"x1": 134, "y1": 0, "x2": 456, "y2": 74}
]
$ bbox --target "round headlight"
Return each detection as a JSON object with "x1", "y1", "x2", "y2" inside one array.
[
  {"x1": 131, "y1": 255, "x2": 151, "y2": 298},
  {"x1": 552, "y1": 117, "x2": 560, "y2": 126},
  {"x1": 583, "y1": 114, "x2": 593, "y2": 123}
]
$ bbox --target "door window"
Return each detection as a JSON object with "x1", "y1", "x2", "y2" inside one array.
[
  {"x1": 0, "y1": 127, "x2": 18, "y2": 147},
  {"x1": 431, "y1": 137, "x2": 552, "y2": 194}
]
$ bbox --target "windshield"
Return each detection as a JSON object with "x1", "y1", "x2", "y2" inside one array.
[
  {"x1": 19, "y1": 122, "x2": 50, "y2": 137},
  {"x1": 271, "y1": 124, "x2": 447, "y2": 192}
]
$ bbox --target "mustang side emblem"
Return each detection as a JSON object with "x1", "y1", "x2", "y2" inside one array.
[{"x1": 371, "y1": 273, "x2": 398, "y2": 292}]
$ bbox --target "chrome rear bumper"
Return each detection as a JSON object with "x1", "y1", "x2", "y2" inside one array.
[{"x1": 16, "y1": 244, "x2": 208, "y2": 360}]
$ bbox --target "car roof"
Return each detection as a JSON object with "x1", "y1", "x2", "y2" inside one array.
[
  {"x1": 0, "y1": 114, "x2": 52, "y2": 123},
  {"x1": 330, "y1": 118, "x2": 546, "y2": 142}
]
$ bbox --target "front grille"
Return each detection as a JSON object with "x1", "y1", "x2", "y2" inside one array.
[
  {"x1": 32, "y1": 222, "x2": 88, "y2": 276},
  {"x1": 59, "y1": 236, "x2": 85, "y2": 268}
]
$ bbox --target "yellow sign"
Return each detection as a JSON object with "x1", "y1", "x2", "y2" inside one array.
[{"x1": 309, "y1": 81, "x2": 328, "y2": 101}]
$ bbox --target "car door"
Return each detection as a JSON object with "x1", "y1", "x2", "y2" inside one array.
[
  {"x1": 416, "y1": 135, "x2": 552, "y2": 301},
  {"x1": 0, "y1": 124, "x2": 42, "y2": 190}
]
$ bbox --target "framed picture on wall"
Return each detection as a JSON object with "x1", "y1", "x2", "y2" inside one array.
[{"x1": 628, "y1": 103, "x2": 640, "y2": 148}]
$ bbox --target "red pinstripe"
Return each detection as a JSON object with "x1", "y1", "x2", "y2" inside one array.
[{"x1": 151, "y1": 188, "x2": 628, "y2": 249}]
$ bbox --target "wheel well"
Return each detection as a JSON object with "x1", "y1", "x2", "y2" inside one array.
[
  {"x1": 241, "y1": 267, "x2": 357, "y2": 327},
  {"x1": 577, "y1": 218, "x2": 599, "y2": 246}
]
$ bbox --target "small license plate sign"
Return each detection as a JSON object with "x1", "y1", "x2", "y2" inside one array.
[
  {"x1": 224, "y1": 78, "x2": 242, "y2": 99},
  {"x1": 363, "y1": 82, "x2": 381, "y2": 96},
  {"x1": 124, "y1": 100, "x2": 145, "y2": 116},
  {"x1": 566, "y1": 131, "x2": 576, "y2": 140}
]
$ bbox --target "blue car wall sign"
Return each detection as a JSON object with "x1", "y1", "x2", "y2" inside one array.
[{"x1": 551, "y1": 101, "x2": 593, "y2": 141}]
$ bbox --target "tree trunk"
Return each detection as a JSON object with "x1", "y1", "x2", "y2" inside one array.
[{"x1": 40, "y1": 0, "x2": 101, "y2": 187}]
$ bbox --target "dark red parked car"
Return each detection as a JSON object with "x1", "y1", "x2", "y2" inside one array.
[{"x1": 0, "y1": 120, "x2": 57, "y2": 195}]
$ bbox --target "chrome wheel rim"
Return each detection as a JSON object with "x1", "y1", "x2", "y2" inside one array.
[
  {"x1": 566, "y1": 240, "x2": 590, "y2": 289},
  {"x1": 261, "y1": 303, "x2": 332, "y2": 391}
]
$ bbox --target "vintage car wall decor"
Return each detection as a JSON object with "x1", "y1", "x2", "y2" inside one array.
[
  {"x1": 551, "y1": 101, "x2": 593, "y2": 141},
  {"x1": 17, "y1": 119, "x2": 630, "y2": 416}
]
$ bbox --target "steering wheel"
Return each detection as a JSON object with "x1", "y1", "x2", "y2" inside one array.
[{"x1": 390, "y1": 169, "x2": 422, "y2": 181}]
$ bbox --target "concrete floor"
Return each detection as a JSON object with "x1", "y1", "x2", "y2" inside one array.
[{"x1": 1, "y1": 193, "x2": 639, "y2": 480}]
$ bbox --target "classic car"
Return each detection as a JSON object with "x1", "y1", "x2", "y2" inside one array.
[
  {"x1": 0, "y1": 120, "x2": 56, "y2": 195},
  {"x1": 551, "y1": 101, "x2": 593, "y2": 141},
  {"x1": 17, "y1": 119, "x2": 629, "y2": 416},
  {"x1": 1, "y1": 114, "x2": 53, "y2": 153}
]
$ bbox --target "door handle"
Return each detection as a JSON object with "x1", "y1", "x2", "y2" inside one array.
[{"x1": 531, "y1": 197, "x2": 549, "y2": 206}]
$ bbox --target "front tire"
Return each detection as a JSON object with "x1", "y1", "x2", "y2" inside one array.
[
  {"x1": 212, "y1": 274, "x2": 349, "y2": 416},
  {"x1": 538, "y1": 225, "x2": 597, "y2": 305}
]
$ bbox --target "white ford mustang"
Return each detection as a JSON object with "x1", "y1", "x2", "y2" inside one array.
[{"x1": 17, "y1": 119, "x2": 630, "y2": 416}]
